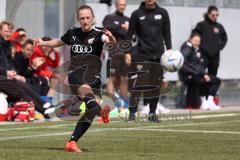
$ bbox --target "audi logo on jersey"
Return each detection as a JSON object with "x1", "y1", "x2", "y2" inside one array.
[{"x1": 72, "y1": 44, "x2": 93, "y2": 54}]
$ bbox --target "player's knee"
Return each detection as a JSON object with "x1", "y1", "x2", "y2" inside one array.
[
  {"x1": 121, "y1": 77, "x2": 128, "y2": 85},
  {"x1": 95, "y1": 96, "x2": 101, "y2": 105},
  {"x1": 77, "y1": 84, "x2": 93, "y2": 99}
]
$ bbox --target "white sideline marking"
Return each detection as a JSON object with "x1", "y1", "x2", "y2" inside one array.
[
  {"x1": 0, "y1": 113, "x2": 239, "y2": 133},
  {"x1": 0, "y1": 112, "x2": 238, "y2": 127},
  {"x1": 1, "y1": 122, "x2": 240, "y2": 141},
  {"x1": 0, "y1": 118, "x2": 240, "y2": 132},
  {"x1": 192, "y1": 113, "x2": 239, "y2": 119},
  {"x1": 134, "y1": 128, "x2": 240, "y2": 135},
  {"x1": 0, "y1": 132, "x2": 71, "y2": 141},
  {"x1": 0, "y1": 124, "x2": 74, "y2": 132},
  {"x1": 0, "y1": 121, "x2": 121, "y2": 132},
  {"x1": 136, "y1": 119, "x2": 240, "y2": 129}
]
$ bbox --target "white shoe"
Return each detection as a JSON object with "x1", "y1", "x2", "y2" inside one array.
[
  {"x1": 200, "y1": 97, "x2": 210, "y2": 110},
  {"x1": 156, "y1": 103, "x2": 170, "y2": 114},
  {"x1": 43, "y1": 102, "x2": 51, "y2": 109},
  {"x1": 141, "y1": 104, "x2": 150, "y2": 115},
  {"x1": 44, "y1": 107, "x2": 56, "y2": 114},
  {"x1": 207, "y1": 96, "x2": 221, "y2": 111}
]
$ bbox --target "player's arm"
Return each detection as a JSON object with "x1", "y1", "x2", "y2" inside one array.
[
  {"x1": 102, "y1": 29, "x2": 116, "y2": 44},
  {"x1": 163, "y1": 10, "x2": 172, "y2": 50},
  {"x1": 219, "y1": 25, "x2": 228, "y2": 50},
  {"x1": 34, "y1": 38, "x2": 65, "y2": 48},
  {"x1": 181, "y1": 46, "x2": 205, "y2": 76},
  {"x1": 124, "y1": 12, "x2": 139, "y2": 65}
]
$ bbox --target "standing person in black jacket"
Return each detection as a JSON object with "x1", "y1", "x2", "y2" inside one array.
[
  {"x1": 127, "y1": 0, "x2": 172, "y2": 121},
  {"x1": 103, "y1": 0, "x2": 129, "y2": 42},
  {"x1": 179, "y1": 32, "x2": 221, "y2": 110},
  {"x1": 0, "y1": 21, "x2": 27, "y2": 83},
  {"x1": 0, "y1": 21, "x2": 16, "y2": 78},
  {"x1": 193, "y1": 5, "x2": 227, "y2": 76},
  {"x1": 102, "y1": 0, "x2": 130, "y2": 109}
]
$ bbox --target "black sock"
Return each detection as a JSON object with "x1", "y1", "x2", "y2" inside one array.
[
  {"x1": 69, "y1": 94, "x2": 101, "y2": 142},
  {"x1": 149, "y1": 97, "x2": 159, "y2": 114}
]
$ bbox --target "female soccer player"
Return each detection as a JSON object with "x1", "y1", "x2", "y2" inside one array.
[{"x1": 35, "y1": 5, "x2": 116, "y2": 153}]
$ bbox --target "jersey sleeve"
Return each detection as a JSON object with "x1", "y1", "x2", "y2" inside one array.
[{"x1": 61, "y1": 29, "x2": 72, "y2": 45}]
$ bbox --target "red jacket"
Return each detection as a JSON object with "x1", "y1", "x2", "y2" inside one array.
[
  {"x1": 9, "y1": 32, "x2": 22, "y2": 53},
  {"x1": 30, "y1": 46, "x2": 60, "y2": 78}
]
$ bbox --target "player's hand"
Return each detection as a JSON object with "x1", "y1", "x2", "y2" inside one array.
[
  {"x1": 33, "y1": 38, "x2": 43, "y2": 46},
  {"x1": 204, "y1": 74, "x2": 211, "y2": 82},
  {"x1": 124, "y1": 54, "x2": 131, "y2": 66},
  {"x1": 31, "y1": 57, "x2": 45, "y2": 69},
  {"x1": 103, "y1": 29, "x2": 116, "y2": 44},
  {"x1": 162, "y1": 79, "x2": 168, "y2": 90},
  {"x1": 166, "y1": 49, "x2": 173, "y2": 52},
  {"x1": 15, "y1": 75, "x2": 26, "y2": 83},
  {"x1": 6, "y1": 70, "x2": 17, "y2": 79}
]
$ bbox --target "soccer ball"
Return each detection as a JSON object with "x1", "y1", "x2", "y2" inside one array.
[{"x1": 160, "y1": 50, "x2": 184, "y2": 72}]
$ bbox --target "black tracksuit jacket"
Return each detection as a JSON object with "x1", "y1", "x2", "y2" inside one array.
[
  {"x1": 193, "y1": 16, "x2": 227, "y2": 57},
  {"x1": 127, "y1": 2, "x2": 172, "y2": 59},
  {"x1": 179, "y1": 42, "x2": 207, "y2": 81},
  {"x1": 13, "y1": 53, "x2": 36, "y2": 78},
  {"x1": 103, "y1": 11, "x2": 129, "y2": 40},
  {"x1": 0, "y1": 36, "x2": 15, "y2": 75}
]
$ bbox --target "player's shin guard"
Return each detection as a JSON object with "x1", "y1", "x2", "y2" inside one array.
[{"x1": 69, "y1": 93, "x2": 101, "y2": 142}]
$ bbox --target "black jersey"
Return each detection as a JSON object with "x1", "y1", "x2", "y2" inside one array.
[
  {"x1": 193, "y1": 16, "x2": 227, "y2": 57},
  {"x1": 61, "y1": 27, "x2": 104, "y2": 58}
]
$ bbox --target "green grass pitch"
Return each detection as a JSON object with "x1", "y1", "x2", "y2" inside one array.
[{"x1": 0, "y1": 111, "x2": 240, "y2": 160}]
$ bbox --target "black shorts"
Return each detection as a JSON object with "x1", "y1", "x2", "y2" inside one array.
[
  {"x1": 68, "y1": 67, "x2": 102, "y2": 98},
  {"x1": 107, "y1": 53, "x2": 129, "y2": 78}
]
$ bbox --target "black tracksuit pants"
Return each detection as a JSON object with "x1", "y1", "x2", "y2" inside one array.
[
  {"x1": 203, "y1": 52, "x2": 220, "y2": 76},
  {"x1": 128, "y1": 56, "x2": 163, "y2": 114},
  {"x1": 0, "y1": 76, "x2": 46, "y2": 115},
  {"x1": 184, "y1": 75, "x2": 221, "y2": 108}
]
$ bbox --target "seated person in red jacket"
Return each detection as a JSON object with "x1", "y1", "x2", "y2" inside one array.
[
  {"x1": 9, "y1": 28, "x2": 27, "y2": 55},
  {"x1": 30, "y1": 37, "x2": 60, "y2": 79},
  {"x1": 13, "y1": 39, "x2": 49, "y2": 96}
]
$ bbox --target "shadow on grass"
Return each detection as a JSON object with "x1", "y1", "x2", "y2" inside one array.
[{"x1": 1, "y1": 145, "x2": 89, "y2": 152}]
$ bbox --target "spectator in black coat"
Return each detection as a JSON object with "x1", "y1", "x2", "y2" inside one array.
[
  {"x1": 179, "y1": 32, "x2": 221, "y2": 110},
  {"x1": 0, "y1": 21, "x2": 26, "y2": 82},
  {"x1": 193, "y1": 5, "x2": 227, "y2": 76}
]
